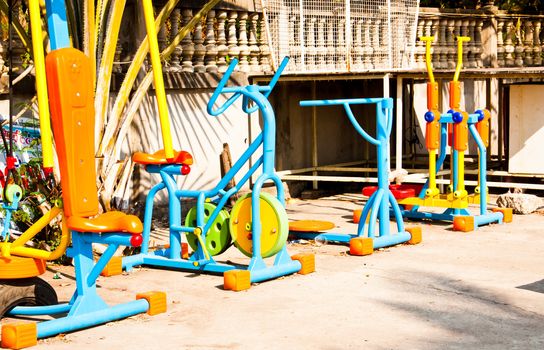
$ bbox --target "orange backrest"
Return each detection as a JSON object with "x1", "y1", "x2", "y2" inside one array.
[{"x1": 45, "y1": 48, "x2": 99, "y2": 218}]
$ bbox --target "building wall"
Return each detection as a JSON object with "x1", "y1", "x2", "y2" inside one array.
[
  {"x1": 270, "y1": 79, "x2": 386, "y2": 172},
  {"x1": 508, "y1": 85, "x2": 544, "y2": 174}
]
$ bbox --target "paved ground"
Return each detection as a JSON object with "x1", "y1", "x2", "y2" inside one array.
[{"x1": 2, "y1": 193, "x2": 543, "y2": 349}]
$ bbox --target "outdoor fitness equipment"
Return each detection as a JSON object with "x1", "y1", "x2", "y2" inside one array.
[
  {"x1": 290, "y1": 97, "x2": 422, "y2": 256},
  {"x1": 397, "y1": 36, "x2": 512, "y2": 231},
  {"x1": 122, "y1": 57, "x2": 314, "y2": 291},
  {"x1": 1, "y1": 48, "x2": 166, "y2": 350},
  {"x1": 0, "y1": 2, "x2": 166, "y2": 348}
]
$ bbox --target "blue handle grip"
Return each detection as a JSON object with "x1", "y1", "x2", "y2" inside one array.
[
  {"x1": 207, "y1": 59, "x2": 242, "y2": 116},
  {"x1": 208, "y1": 57, "x2": 290, "y2": 116},
  {"x1": 243, "y1": 57, "x2": 290, "y2": 114}
]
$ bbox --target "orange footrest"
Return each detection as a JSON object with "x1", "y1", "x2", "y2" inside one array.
[
  {"x1": 453, "y1": 216, "x2": 475, "y2": 232},
  {"x1": 291, "y1": 253, "x2": 315, "y2": 275},
  {"x1": 0, "y1": 256, "x2": 46, "y2": 279},
  {"x1": 101, "y1": 256, "x2": 123, "y2": 277},
  {"x1": 406, "y1": 226, "x2": 422, "y2": 245},
  {"x1": 181, "y1": 242, "x2": 189, "y2": 259},
  {"x1": 353, "y1": 209, "x2": 362, "y2": 223},
  {"x1": 1, "y1": 322, "x2": 37, "y2": 349},
  {"x1": 224, "y1": 270, "x2": 251, "y2": 291},
  {"x1": 492, "y1": 207, "x2": 513, "y2": 223},
  {"x1": 349, "y1": 237, "x2": 374, "y2": 256},
  {"x1": 136, "y1": 291, "x2": 167, "y2": 316}
]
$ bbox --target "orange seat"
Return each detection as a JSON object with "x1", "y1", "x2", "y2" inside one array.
[
  {"x1": 133, "y1": 149, "x2": 193, "y2": 165},
  {"x1": 66, "y1": 211, "x2": 143, "y2": 234}
]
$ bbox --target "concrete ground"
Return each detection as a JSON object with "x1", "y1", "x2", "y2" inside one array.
[{"x1": 2, "y1": 193, "x2": 543, "y2": 349}]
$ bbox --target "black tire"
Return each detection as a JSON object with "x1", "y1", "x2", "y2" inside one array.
[{"x1": 0, "y1": 277, "x2": 58, "y2": 318}]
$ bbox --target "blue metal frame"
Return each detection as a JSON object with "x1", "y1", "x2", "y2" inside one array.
[
  {"x1": 292, "y1": 98, "x2": 412, "y2": 249},
  {"x1": 7, "y1": 231, "x2": 151, "y2": 338},
  {"x1": 44, "y1": 0, "x2": 70, "y2": 50},
  {"x1": 401, "y1": 110, "x2": 503, "y2": 228},
  {"x1": 123, "y1": 57, "x2": 302, "y2": 283}
]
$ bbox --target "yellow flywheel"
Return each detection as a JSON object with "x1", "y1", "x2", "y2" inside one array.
[{"x1": 229, "y1": 192, "x2": 288, "y2": 258}]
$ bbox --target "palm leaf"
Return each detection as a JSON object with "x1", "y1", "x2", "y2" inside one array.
[
  {"x1": 99, "y1": 0, "x2": 221, "y2": 180},
  {"x1": 94, "y1": 0, "x2": 127, "y2": 144},
  {"x1": 97, "y1": 0, "x2": 181, "y2": 157},
  {"x1": 0, "y1": 0, "x2": 32, "y2": 50},
  {"x1": 82, "y1": 0, "x2": 96, "y2": 85},
  {"x1": 94, "y1": 0, "x2": 111, "y2": 74}
]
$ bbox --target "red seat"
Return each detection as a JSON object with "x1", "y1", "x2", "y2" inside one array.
[
  {"x1": 362, "y1": 184, "x2": 423, "y2": 200},
  {"x1": 133, "y1": 149, "x2": 193, "y2": 165}
]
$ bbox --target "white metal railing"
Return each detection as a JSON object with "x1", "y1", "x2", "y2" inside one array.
[{"x1": 263, "y1": 0, "x2": 420, "y2": 73}]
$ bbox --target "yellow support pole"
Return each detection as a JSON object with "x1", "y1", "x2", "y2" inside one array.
[
  {"x1": 0, "y1": 207, "x2": 69, "y2": 261},
  {"x1": 426, "y1": 149, "x2": 438, "y2": 197},
  {"x1": 7, "y1": 218, "x2": 70, "y2": 261},
  {"x1": 141, "y1": 0, "x2": 174, "y2": 160},
  {"x1": 28, "y1": 0, "x2": 55, "y2": 171}
]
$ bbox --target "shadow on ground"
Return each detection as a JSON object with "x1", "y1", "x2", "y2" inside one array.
[{"x1": 379, "y1": 271, "x2": 544, "y2": 349}]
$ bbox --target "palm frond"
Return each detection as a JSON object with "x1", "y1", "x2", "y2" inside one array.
[
  {"x1": 97, "y1": 0, "x2": 181, "y2": 158},
  {"x1": 99, "y1": 0, "x2": 221, "y2": 179},
  {"x1": 0, "y1": 0, "x2": 32, "y2": 50},
  {"x1": 94, "y1": 0, "x2": 127, "y2": 145}
]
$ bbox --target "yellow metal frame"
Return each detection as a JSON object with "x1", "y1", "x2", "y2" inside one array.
[
  {"x1": 0, "y1": 206, "x2": 70, "y2": 278},
  {"x1": 28, "y1": 0, "x2": 54, "y2": 171},
  {"x1": 420, "y1": 36, "x2": 440, "y2": 198},
  {"x1": 420, "y1": 36, "x2": 435, "y2": 84},
  {"x1": 398, "y1": 192, "x2": 485, "y2": 209},
  {"x1": 141, "y1": 0, "x2": 174, "y2": 160}
]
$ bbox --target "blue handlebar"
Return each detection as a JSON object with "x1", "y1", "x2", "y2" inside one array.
[
  {"x1": 299, "y1": 97, "x2": 394, "y2": 146},
  {"x1": 207, "y1": 59, "x2": 241, "y2": 116},
  {"x1": 207, "y1": 57, "x2": 290, "y2": 116},
  {"x1": 299, "y1": 97, "x2": 389, "y2": 107}
]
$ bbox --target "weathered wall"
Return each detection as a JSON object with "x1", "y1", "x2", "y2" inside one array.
[{"x1": 508, "y1": 84, "x2": 544, "y2": 174}]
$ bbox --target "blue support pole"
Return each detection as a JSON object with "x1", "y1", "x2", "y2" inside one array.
[{"x1": 44, "y1": 0, "x2": 70, "y2": 49}]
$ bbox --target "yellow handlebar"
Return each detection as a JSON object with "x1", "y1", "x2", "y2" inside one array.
[
  {"x1": 420, "y1": 36, "x2": 435, "y2": 84},
  {"x1": 453, "y1": 36, "x2": 471, "y2": 82}
]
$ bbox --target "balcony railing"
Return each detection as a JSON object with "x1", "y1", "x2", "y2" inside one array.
[
  {"x1": 126, "y1": 6, "x2": 274, "y2": 75},
  {"x1": 415, "y1": 8, "x2": 544, "y2": 69},
  {"x1": 3, "y1": 4, "x2": 544, "y2": 88},
  {"x1": 136, "y1": 5, "x2": 544, "y2": 75}
]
